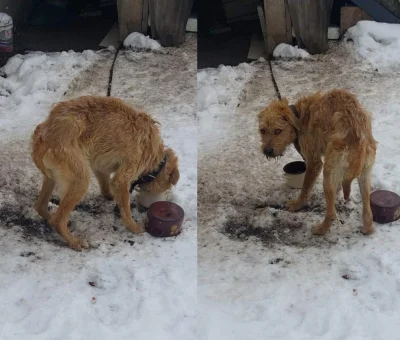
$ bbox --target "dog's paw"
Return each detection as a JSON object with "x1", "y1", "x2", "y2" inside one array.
[
  {"x1": 126, "y1": 222, "x2": 145, "y2": 234},
  {"x1": 286, "y1": 199, "x2": 304, "y2": 212},
  {"x1": 361, "y1": 225, "x2": 375, "y2": 235},
  {"x1": 67, "y1": 237, "x2": 89, "y2": 251},
  {"x1": 80, "y1": 239, "x2": 90, "y2": 249},
  {"x1": 135, "y1": 224, "x2": 146, "y2": 234},
  {"x1": 311, "y1": 223, "x2": 329, "y2": 236},
  {"x1": 34, "y1": 205, "x2": 53, "y2": 221}
]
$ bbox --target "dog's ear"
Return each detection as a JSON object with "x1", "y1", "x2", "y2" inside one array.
[
  {"x1": 281, "y1": 108, "x2": 300, "y2": 131},
  {"x1": 169, "y1": 167, "x2": 180, "y2": 186}
]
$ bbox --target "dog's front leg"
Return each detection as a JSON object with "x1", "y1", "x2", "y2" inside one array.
[
  {"x1": 94, "y1": 170, "x2": 113, "y2": 200},
  {"x1": 111, "y1": 171, "x2": 144, "y2": 234},
  {"x1": 287, "y1": 159, "x2": 323, "y2": 211}
]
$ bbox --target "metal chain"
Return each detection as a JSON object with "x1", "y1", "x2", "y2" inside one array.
[{"x1": 268, "y1": 59, "x2": 282, "y2": 100}]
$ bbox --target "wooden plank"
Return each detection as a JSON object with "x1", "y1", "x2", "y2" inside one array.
[
  {"x1": 340, "y1": 6, "x2": 372, "y2": 36},
  {"x1": 352, "y1": 0, "x2": 400, "y2": 23},
  {"x1": 148, "y1": 0, "x2": 158, "y2": 40},
  {"x1": 142, "y1": 0, "x2": 149, "y2": 34},
  {"x1": 149, "y1": 0, "x2": 193, "y2": 46},
  {"x1": 257, "y1": 4, "x2": 268, "y2": 52},
  {"x1": 284, "y1": 0, "x2": 292, "y2": 44},
  {"x1": 117, "y1": 0, "x2": 143, "y2": 41},
  {"x1": 264, "y1": 0, "x2": 292, "y2": 56},
  {"x1": 287, "y1": 0, "x2": 333, "y2": 54},
  {"x1": 375, "y1": 0, "x2": 400, "y2": 19}
]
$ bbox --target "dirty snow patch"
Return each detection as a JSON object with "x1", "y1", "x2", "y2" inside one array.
[
  {"x1": 273, "y1": 43, "x2": 310, "y2": 59},
  {"x1": 0, "y1": 41, "x2": 197, "y2": 340},
  {"x1": 344, "y1": 20, "x2": 400, "y2": 73},
  {"x1": 123, "y1": 32, "x2": 161, "y2": 51},
  {"x1": 198, "y1": 56, "x2": 400, "y2": 339}
]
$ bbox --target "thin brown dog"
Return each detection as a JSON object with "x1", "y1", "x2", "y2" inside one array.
[
  {"x1": 32, "y1": 96, "x2": 179, "y2": 251},
  {"x1": 258, "y1": 89, "x2": 377, "y2": 235}
]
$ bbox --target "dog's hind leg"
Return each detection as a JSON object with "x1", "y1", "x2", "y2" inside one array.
[
  {"x1": 34, "y1": 175, "x2": 56, "y2": 221},
  {"x1": 50, "y1": 173, "x2": 90, "y2": 251},
  {"x1": 358, "y1": 166, "x2": 374, "y2": 235},
  {"x1": 45, "y1": 151, "x2": 91, "y2": 251},
  {"x1": 312, "y1": 149, "x2": 343, "y2": 235}
]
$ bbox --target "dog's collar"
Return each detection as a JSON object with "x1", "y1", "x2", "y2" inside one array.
[
  {"x1": 129, "y1": 156, "x2": 167, "y2": 193},
  {"x1": 289, "y1": 105, "x2": 303, "y2": 159}
]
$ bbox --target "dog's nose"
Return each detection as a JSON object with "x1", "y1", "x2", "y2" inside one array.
[{"x1": 263, "y1": 147, "x2": 274, "y2": 156}]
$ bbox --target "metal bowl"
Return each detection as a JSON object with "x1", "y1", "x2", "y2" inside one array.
[
  {"x1": 370, "y1": 190, "x2": 400, "y2": 224},
  {"x1": 283, "y1": 161, "x2": 306, "y2": 174},
  {"x1": 146, "y1": 201, "x2": 184, "y2": 237},
  {"x1": 283, "y1": 161, "x2": 306, "y2": 189}
]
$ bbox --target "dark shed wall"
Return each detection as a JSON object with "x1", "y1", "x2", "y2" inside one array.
[{"x1": 0, "y1": 0, "x2": 36, "y2": 26}]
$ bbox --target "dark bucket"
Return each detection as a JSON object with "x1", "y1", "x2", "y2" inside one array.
[
  {"x1": 370, "y1": 190, "x2": 400, "y2": 224},
  {"x1": 146, "y1": 201, "x2": 184, "y2": 237},
  {"x1": 0, "y1": 13, "x2": 13, "y2": 52}
]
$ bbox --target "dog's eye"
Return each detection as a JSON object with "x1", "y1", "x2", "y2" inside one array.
[
  {"x1": 274, "y1": 129, "x2": 282, "y2": 135},
  {"x1": 260, "y1": 128, "x2": 266, "y2": 135}
]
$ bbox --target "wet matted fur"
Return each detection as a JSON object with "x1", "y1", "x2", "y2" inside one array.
[
  {"x1": 258, "y1": 89, "x2": 377, "y2": 235},
  {"x1": 32, "y1": 96, "x2": 179, "y2": 250}
]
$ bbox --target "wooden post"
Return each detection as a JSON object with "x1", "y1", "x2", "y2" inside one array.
[
  {"x1": 142, "y1": 0, "x2": 149, "y2": 34},
  {"x1": 149, "y1": 0, "x2": 193, "y2": 47},
  {"x1": 287, "y1": 0, "x2": 334, "y2": 54},
  {"x1": 264, "y1": 0, "x2": 292, "y2": 57},
  {"x1": 117, "y1": 0, "x2": 144, "y2": 42}
]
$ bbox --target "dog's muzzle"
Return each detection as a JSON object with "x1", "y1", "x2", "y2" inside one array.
[{"x1": 263, "y1": 147, "x2": 275, "y2": 158}]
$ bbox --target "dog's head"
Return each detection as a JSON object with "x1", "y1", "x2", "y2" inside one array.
[
  {"x1": 139, "y1": 148, "x2": 180, "y2": 193},
  {"x1": 258, "y1": 98, "x2": 300, "y2": 159}
]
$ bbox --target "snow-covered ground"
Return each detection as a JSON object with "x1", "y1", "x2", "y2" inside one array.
[
  {"x1": 344, "y1": 20, "x2": 400, "y2": 74},
  {"x1": 123, "y1": 32, "x2": 162, "y2": 51},
  {"x1": 273, "y1": 43, "x2": 311, "y2": 60},
  {"x1": 198, "y1": 23, "x2": 400, "y2": 339},
  {"x1": 0, "y1": 35, "x2": 196, "y2": 340}
]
